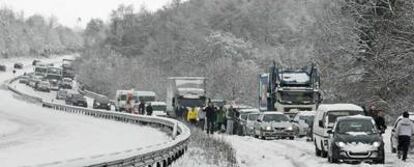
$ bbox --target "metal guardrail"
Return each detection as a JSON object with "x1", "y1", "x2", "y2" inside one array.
[{"x1": 5, "y1": 76, "x2": 191, "y2": 167}]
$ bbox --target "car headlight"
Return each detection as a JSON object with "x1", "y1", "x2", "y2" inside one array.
[
  {"x1": 96, "y1": 102, "x2": 100, "y2": 105},
  {"x1": 335, "y1": 142, "x2": 345, "y2": 148},
  {"x1": 372, "y1": 141, "x2": 381, "y2": 148},
  {"x1": 266, "y1": 126, "x2": 272, "y2": 131},
  {"x1": 249, "y1": 127, "x2": 254, "y2": 130},
  {"x1": 286, "y1": 126, "x2": 293, "y2": 131}
]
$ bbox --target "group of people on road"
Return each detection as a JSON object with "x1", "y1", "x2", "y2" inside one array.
[
  {"x1": 179, "y1": 102, "x2": 244, "y2": 135},
  {"x1": 135, "y1": 100, "x2": 153, "y2": 116},
  {"x1": 368, "y1": 105, "x2": 414, "y2": 162},
  {"x1": 183, "y1": 102, "x2": 224, "y2": 134}
]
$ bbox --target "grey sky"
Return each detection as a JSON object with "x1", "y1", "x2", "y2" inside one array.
[{"x1": 0, "y1": 0, "x2": 173, "y2": 28}]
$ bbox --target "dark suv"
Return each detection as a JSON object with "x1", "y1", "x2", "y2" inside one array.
[
  {"x1": 65, "y1": 94, "x2": 88, "y2": 108},
  {"x1": 93, "y1": 96, "x2": 111, "y2": 110},
  {"x1": 14, "y1": 63, "x2": 23, "y2": 69},
  {"x1": 0, "y1": 64, "x2": 6, "y2": 72},
  {"x1": 327, "y1": 115, "x2": 384, "y2": 164}
]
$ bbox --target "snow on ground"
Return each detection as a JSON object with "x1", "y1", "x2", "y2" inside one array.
[
  {"x1": 0, "y1": 56, "x2": 171, "y2": 166},
  {"x1": 221, "y1": 128, "x2": 414, "y2": 167},
  {"x1": 0, "y1": 89, "x2": 170, "y2": 166}
]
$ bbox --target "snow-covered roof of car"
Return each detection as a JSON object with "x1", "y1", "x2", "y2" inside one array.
[
  {"x1": 336, "y1": 115, "x2": 372, "y2": 121},
  {"x1": 149, "y1": 101, "x2": 166, "y2": 106},
  {"x1": 261, "y1": 111, "x2": 284, "y2": 115},
  {"x1": 296, "y1": 111, "x2": 316, "y2": 116},
  {"x1": 239, "y1": 108, "x2": 260, "y2": 113},
  {"x1": 318, "y1": 104, "x2": 363, "y2": 112}
]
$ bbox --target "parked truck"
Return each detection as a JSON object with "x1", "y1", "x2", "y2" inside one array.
[
  {"x1": 259, "y1": 63, "x2": 322, "y2": 118},
  {"x1": 166, "y1": 77, "x2": 207, "y2": 118},
  {"x1": 62, "y1": 59, "x2": 75, "y2": 79}
]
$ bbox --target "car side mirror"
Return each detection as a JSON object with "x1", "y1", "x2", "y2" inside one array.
[
  {"x1": 392, "y1": 129, "x2": 395, "y2": 132},
  {"x1": 327, "y1": 130, "x2": 333, "y2": 134},
  {"x1": 318, "y1": 120, "x2": 324, "y2": 128}
]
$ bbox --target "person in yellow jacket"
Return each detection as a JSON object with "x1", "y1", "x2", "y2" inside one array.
[{"x1": 187, "y1": 107, "x2": 199, "y2": 125}]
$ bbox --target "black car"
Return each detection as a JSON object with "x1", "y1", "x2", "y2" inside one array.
[
  {"x1": 65, "y1": 94, "x2": 88, "y2": 108},
  {"x1": 0, "y1": 64, "x2": 6, "y2": 72},
  {"x1": 14, "y1": 63, "x2": 23, "y2": 69},
  {"x1": 327, "y1": 115, "x2": 384, "y2": 164},
  {"x1": 93, "y1": 96, "x2": 111, "y2": 110}
]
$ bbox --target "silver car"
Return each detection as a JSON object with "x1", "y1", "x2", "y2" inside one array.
[
  {"x1": 254, "y1": 112, "x2": 295, "y2": 140},
  {"x1": 245, "y1": 112, "x2": 260, "y2": 136},
  {"x1": 292, "y1": 111, "x2": 316, "y2": 137}
]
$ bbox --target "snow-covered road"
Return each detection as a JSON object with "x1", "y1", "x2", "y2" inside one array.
[
  {"x1": 0, "y1": 56, "x2": 171, "y2": 166},
  {"x1": 223, "y1": 129, "x2": 414, "y2": 167}
]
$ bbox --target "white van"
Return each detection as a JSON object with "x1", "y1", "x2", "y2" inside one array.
[
  {"x1": 115, "y1": 90, "x2": 134, "y2": 111},
  {"x1": 313, "y1": 104, "x2": 364, "y2": 157}
]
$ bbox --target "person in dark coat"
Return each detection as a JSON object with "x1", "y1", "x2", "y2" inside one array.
[
  {"x1": 146, "y1": 103, "x2": 153, "y2": 116},
  {"x1": 374, "y1": 110, "x2": 387, "y2": 134},
  {"x1": 138, "y1": 101, "x2": 145, "y2": 115},
  {"x1": 205, "y1": 102, "x2": 216, "y2": 134}
]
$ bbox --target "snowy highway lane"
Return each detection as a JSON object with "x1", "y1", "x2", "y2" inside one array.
[
  {"x1": 223, "y1": 129, "x2": 414, "y2": 167},
  {"x1": 0, "y1": 56, "x2": 171, "y2": 166}
]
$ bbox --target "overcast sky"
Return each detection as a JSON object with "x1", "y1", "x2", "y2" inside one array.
[{"x1": 0, "y1": 0, "x2": 173, "y2": 28}]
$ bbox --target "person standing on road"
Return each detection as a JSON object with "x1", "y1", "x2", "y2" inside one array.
[
  {"x1": 215, "y1": 106, "x2": 226, "y2": 132},
  {"x1": 396, "y1": 111, "x2": 414, "y2": 161},
  {"x1": 205, "y1": 102, "x2": 216, "y2": 134},
  {"x1": 198, "y1": 106, "x2": 206, "y2": 131},
  {"x1": 226, "y1": 106, "x2": 235, "y2": 135},
  {"x1": 146, "y1": 103, "x2": 153, "y2": 116},
  {"x1": 187, "y1": 107, "x2": 198, "y2": 125},
  {"x1": 138, "y1": 101, "x2": 145, "y2": 115},
  {"x1": 374, "y1": 110, "x2": 387, "y2": 134}
]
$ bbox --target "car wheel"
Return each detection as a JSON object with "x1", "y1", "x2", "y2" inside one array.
[
  {"x1": 375, "y1": 158, "x2": 385, "y2": 164},
  {"x1": 315, "y1": 141, "x2": 322, "y2": 157}
]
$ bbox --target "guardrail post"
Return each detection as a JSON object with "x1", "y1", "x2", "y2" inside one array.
[{"x1": 172, "y1": 121, "x2": 178, "y2": 140}]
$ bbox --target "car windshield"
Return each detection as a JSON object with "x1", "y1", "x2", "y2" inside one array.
[
  {"x1": 335, "y1": 119, "x2": 376, "y2": 135},
  {"x1": 120, "y1": 95, "x2": 127, "y2": 101},
  {"x1": 327, "y1": 110, "x2": 362, "y2": 123},
  {"x1": 35, "y1": 67, "x2": 47, "y2": 74},
  {"x1": 152, "y1": 105, "x2": 166, "y2": 111},
  {"x1": 248, "y1": 114, "x2": 259, "y2": 121},
  {"x1": 63, "y1": 78, "x2": 72, "y2": 82},
  {"x1": 240, "y1": 114, "x2": 248, "y2": 120},
  {"x1": 279, "y1": 91, "x2": 314, "y2": 104},
  {"x1": 138, "y1": 96, "x2": 155, "y2": 102},
  {"x1": 179, "y1": 98, "x2": 204, "y2": 107},
  {"x1": 299, "y1": 115, "x2": 314, "y2": 125},
  {"x1": 72, "y1": 94, "x2": 84, "y2": 99},
  {"x1": 263, "y1": 114, "x2": 290, "y2": 122}
]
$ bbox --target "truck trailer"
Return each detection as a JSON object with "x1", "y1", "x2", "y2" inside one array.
[{"x1": 166, "y1": 77, "x2": 207, "y2": 118}]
